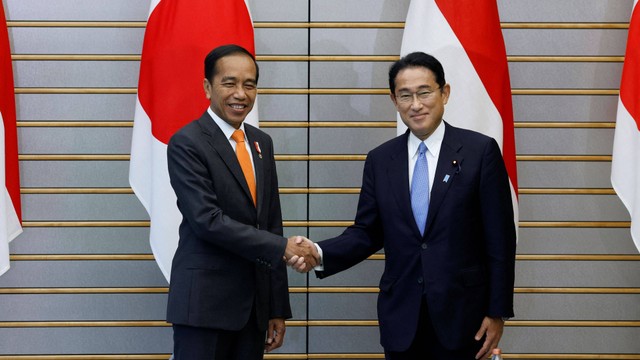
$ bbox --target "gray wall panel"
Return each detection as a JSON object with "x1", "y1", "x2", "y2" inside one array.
[
  {"x1": 515, "y1": 261, "x2": 640, "y2": 287},
  {"x1": 9, "y1": 28, "x2": 145, "y2": 54},
  {"x1": 310, "y1": 128, "x2": 394, "y2": 154},
  {"x1": 517, "y1": 161, "x2": 613, "y2": 188},
  {"x1": 0, "y1": 327, "x2": 173, "y2": 354},
  {"x1": 309, "y1": 161, "x2": 365, "y2": 187},
  {"x1": 20, "y1": 161, "x2": 130, "y2": 187},
  {"x1": 503, "y1": 29, "x2": 628, "y2": 56},
  {"x1": 11, "y1": 227, "x2": 151, "y2": 254},
  {"x1": 286, "y1": 267, "x2": 309, "y2": 288},
  {"x1": 263, "y1": 127, "x2": 308, "y2": 155},
  {"x1": 309, "y1": 226, "x2": 346, "y2": 240},
  {"x1": 276, "y1": 161, "x2": 308, "y2": 188},
  {"x1": 310, "y1": 29, "x2": 403, "y2": 55},
  {"x1": 518, "y1": 194, "x2": 628, "y2": 221},
  {"x1": 309, "y1": 326, "x2": 382, "y2": 353},
  {"x1": 309, "y1": 293, "x2": 377, "y2": 320},
  {"x1": 258, "y1": 61, "x2": 308, "y2": 88},
  {"x1": 22, "y1": 194, "x2": 149, "y2": 221},
  {"x1": 248, "y1": 0, "x2": 308, "y2": 21},
  {"x1": 310, "y1": 95, "x2": 396, "y2": 121},
  {"x1": 255, "y1": 29, "x2": 309, "y2": 55},
  {"x1": 513, "y1": 95, "x2": 618, "y2": 122},
  {"x1": 0, "y1": 294, "x2": 167, "y2": 321},
  {"x1": 517, "y1": 228, "x2": 637, "y2": 254},
  {"x1": 310, "y1": 62, "x2": 393, "y2": 88},
  {"x1": 311, "y1": 0, "x2": 410, "y2": 22},
  {"x1": 501, "y1": 327, "x2": 640, "y2": 353},
  {"x1": 514, "y1": 294, "x2": 640, "y2": 320},
  {"x1": 14, "y1": 61, "x2": 140, "y2": 88},
  {"x1": 515, "y1": 128, "x2": 615, "y2": 155},
  {"x1": 16, "y1": 94, "x2": 136, "y2": 121},
  {"x1": 281, "y1": 194, "x2": 308, "y2": 221},
  {"x1": 310, "y1": 194, "x2": 358, "y2": 221},
  {"x1": 508, "y1": 62, "x2": 624, "y2": 89},
  {"x1": 5, "y1": 0, "x2": 151, "y2": 21},
  {"x1": 289, "y1": 293, "x2": 308, "y2": 320},
  {"x1": 258, "y1": 94, "x2": 308, "y2": 121},
  {"x1": 19, "y1": 128, "x2": 133, "y2": 154},
  {"x1": 497, "y1": 0, "x2": 634, "y2": 22},
  {"x1": 0, "y1": 261, "x2": 168, "y2": 287}
]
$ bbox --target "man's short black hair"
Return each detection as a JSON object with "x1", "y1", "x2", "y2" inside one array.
[
  {"x1": 204, "y1": 44, "x2": 259, "y2": 83},
  {"x1": 388, "y1": 52, "x2": 446, "y2": 94}
]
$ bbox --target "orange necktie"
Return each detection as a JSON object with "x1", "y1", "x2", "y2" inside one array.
[{"x1": 231, "y1": 129, "x2": 257, "y2": 206}]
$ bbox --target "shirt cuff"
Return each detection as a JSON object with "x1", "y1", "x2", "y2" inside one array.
[{"x1": 313, "y1": 243, "x2": 324, "y2": 271}]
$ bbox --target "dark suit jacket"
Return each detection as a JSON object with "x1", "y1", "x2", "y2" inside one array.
[
  {"x1": 166, "y1": 111, "x2": 291, "y2": 332},
  {"x1": 317, "y1": 122, "x2": 516, "y2": 351}
]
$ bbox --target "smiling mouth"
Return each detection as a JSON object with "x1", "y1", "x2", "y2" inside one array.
[{"x1": 229, "y1": 104, "x2": 247, "y2": 110}]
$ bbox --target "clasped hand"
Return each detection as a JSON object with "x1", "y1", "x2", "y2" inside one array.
[{"x1": 283, "y1": 236, "x2": 319, "y2": 273}]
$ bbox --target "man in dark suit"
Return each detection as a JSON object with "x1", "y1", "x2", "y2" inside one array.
[
  {"x1": 166, "y1": 44, "x2": 317, "y2": 360},
  {"x1": 289, "y1": 52, "x2": 516, "y2": 359}
]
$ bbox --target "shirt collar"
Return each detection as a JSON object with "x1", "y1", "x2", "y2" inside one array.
[
  {"x1": 408, "y1": 120, "x2": 445, "y2": 159},
  {"x1": 207, "y1": 107, "x2": 246, "y2": 141}
]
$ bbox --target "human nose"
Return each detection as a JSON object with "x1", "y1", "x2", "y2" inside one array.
[
  {"x1": 410, "y1": 94, "x2": 423, "y2": 110},
  {"x1": 233, "y1": 85, "x2": 247, "y2": 99}
]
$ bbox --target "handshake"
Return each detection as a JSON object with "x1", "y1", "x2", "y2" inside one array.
[{"x1": 283, "y1": 236, "x2": 320, "y2": 273}]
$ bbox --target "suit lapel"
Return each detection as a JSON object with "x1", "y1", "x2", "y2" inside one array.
[
  {"x1": 424, "y1": 123, "x2": 463, "y2": 236},
  {"x1": 388, "y1": 132, "x2": 422, "y2": 238},
  {"x1": 245, "y1": 125, "x2": 264, "y2": 215},
  {"x1": 197, "y1": 113, "x2": 255, "y2": 206}
]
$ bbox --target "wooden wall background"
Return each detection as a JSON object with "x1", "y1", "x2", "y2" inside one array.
[{"x1": 1, "y1": 0, "x2": 639, "y2": 358}]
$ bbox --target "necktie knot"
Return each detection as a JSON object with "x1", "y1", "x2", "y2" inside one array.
[
  {"x1": 418, "y1": 142, "x2": 427, "y2": 156},
  {"x1": 231, "y1": 129, "x2": 245, "y2": 144}
]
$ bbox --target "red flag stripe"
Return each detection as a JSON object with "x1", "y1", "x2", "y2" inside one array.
[
  {"x1": 138, "y1": 0, "x2": 255, "y2": 144},
  {"x1": 0, "y1": 4, "x2": 21, "y2": 222},
  {"x1": 434, "y1": 0, "x2": 518, "y2": 193},
  {"x1": 620, "y1": 3, "x2": 640, "y2": 128}
]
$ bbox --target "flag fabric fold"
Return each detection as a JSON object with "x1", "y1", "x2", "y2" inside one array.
[
  {"x1": 1, "y1": 3, "x2": 22, "y2": 277},
  {"x1": 130, "y1": 0, "x2": 259, "y2": 282},
  {"x1": 612, "y1": 0, "x2": 640, "y2": 252},
  {"x1": 398, "y1": 0, "x2": 519, "y2": 234}
]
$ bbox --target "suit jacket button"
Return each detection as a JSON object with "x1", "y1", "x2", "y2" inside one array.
[
  {"x1": 421, "y1": 243, "x2": 427, "y2": 250},
  {"x1": 417, "y1": 277, "x2": 423, "y2": 284}
]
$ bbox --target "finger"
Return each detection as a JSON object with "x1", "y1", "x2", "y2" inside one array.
[
  {"x1": 474, "y1": 323, "x2": 488, "y2": 359},
  {"x1": 293, "y1": 257, "x2": 306, "y2": 272},
  {"x1": 304, "y1": 254, "x2": 317, "y2": 267},
  {"x1": 475, "y1": 339, "x2": 490, "y2": 359},
  {"x1": 286, "y1": 255, "x2": 300, "y2": 266},
  {"x1": 295, "y1": 236, "x2": 304, "y2": 244}
]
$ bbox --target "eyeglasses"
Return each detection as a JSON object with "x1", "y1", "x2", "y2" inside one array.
[{"x1": 395, "y1": 87, "x2": 441, "y2": 104}]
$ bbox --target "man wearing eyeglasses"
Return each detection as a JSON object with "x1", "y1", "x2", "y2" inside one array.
[{"x1": 288, "y1": 52, "x2": 516, "y2": 360}]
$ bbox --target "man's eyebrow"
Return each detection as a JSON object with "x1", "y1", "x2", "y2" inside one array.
[
  {"x1": 397, "y1": 85, "x2": 436, "y2": 92},
  {"x1": 220, "y1": 76, "x2": 237, "y2": 82}
]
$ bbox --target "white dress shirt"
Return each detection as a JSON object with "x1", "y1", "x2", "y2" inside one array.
[{"x1": 207, "y1": 107, "x2": 256, "y2": 178}]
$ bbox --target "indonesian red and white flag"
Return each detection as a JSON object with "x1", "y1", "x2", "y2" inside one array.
[
  {"x1": 612, "y1": 0, "x2": 640, "y2": 252},
  {"x1": 398, "y1": 0, "x2": 519, "y2": 233},
  {"x1": 130, "y1": 0, "x2": 259, "y2": 282},
  {"x1": 1, "y1": 3, "x2": 22, "y2": 277}
]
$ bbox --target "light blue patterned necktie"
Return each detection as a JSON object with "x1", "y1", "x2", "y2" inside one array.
[{"x1": 411, "y1": 142, "x2": 429, "y2": 236}]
